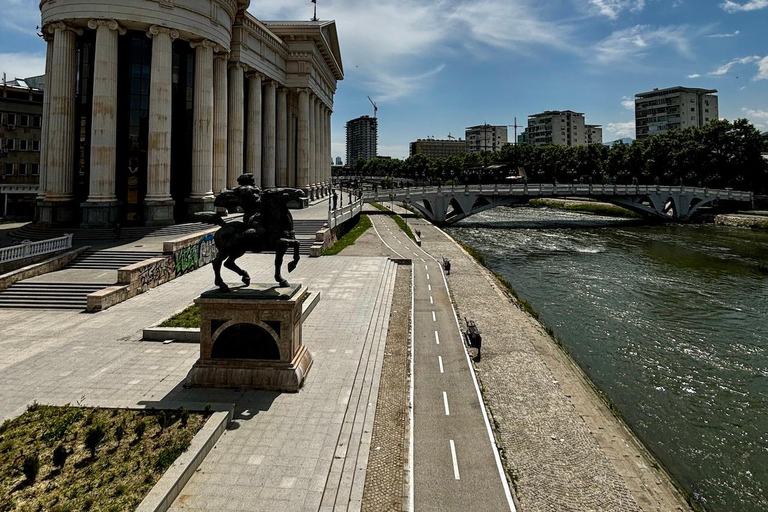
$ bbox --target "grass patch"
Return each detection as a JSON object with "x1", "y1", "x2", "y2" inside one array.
[
  {"x1": 323, "y1": 214, "x2": 372, "y2": 255},
  {"x1": 0, "y1": 405, "x2": 208, "y2": 511},
  {"x1": 158, "y1": 304, "x2": 200, "y2": 328},
  {"x1": 529, "y1": 198, "x2": 641, "y2": 219}
]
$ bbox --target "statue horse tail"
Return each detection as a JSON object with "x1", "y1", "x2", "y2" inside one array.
[{"x1": 194, "y1": 212, "x2": 226, "y2": 226}]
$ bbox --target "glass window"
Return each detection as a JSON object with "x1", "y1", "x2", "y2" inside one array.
[
  {"x1": 4, "y1": 163, "x2": 13, "y2": 175},
  {"x1": 20, "y1": 114, "x2": 28, "y2": 126},
  {"x1": 19, "y1": 139, "x2": 28, "y2": 151},
  {"x1": 5, "y1": 138, "x2": 14, "y2": 150},
  {"x1": 31, "y1": 163, "x2": 39, "y2": 175},
  {"x1": 33, "y1": 116, "x2": 41, "y2": 127},
  {"x1": 32, "y1": 140, "x2": 40, "y2": 151},
  {"x1": 18, "y1": 163, "x2": 27, "y2": 175},
  {"x1": 7, "y1": 113, "x2": 16, "y2": 125}
]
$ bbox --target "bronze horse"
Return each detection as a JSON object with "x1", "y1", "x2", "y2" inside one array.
[{"x1": 196, "y1": 184, "x2": 306, "y2": 291}]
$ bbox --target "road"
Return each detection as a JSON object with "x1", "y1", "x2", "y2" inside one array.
[{"x1": 367, "y1": 212, "x2": 515, "y2": 512}]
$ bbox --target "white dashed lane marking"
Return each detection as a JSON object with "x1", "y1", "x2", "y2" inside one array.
[
  {"x1": 443, "y1": 391, "x2": 450, "y2": 416},
  {"x1": 450, "y1": 440, "x2": 460, "y2": 480},
  {"x1": 438, "y1": 356, "x2": 444, "y2": 373},
  {"x1": 435, "y1": 331, "x2": 440, "y2": 344}
]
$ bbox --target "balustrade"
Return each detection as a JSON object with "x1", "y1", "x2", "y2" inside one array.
[{"x1": 0, "y1": 234, "x2": 73, "y2": 264}]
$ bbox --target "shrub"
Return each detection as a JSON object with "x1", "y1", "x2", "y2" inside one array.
[
  {"x1": 22, "y1": 453, "x2": 40, "y2": 482},
  {"x1": 178, "y1": 408, "x2": 190, "y2": 427},
  {"x1": 52, "y1": 444, "x2": 69, "y2": 468},
  {"x1": 156, "y1": 411, "x2": 168, "y2": 431},
  {"x1": 115, "y1": 424, "x2": 124, "y2": 445},
  {"x1": 134, "y1": 419, "x2": 146, "y2": 440},
  {"x1": 84, "y1": 425, "x2": 106, "y2": 457},
  {"x1": 154, "y1": 434, "x2": 192, "y2": 472}
]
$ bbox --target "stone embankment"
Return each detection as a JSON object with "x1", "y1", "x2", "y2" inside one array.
[
  {"x1": 715, "y1": 213, "x2": 768, "y2": 229},
  {"x1": 405, "y1": 213, "x2": 692, "y2": 512}
]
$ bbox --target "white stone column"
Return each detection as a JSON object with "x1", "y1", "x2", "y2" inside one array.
[
  {"x1": 36, "y1": 35, "x2": 53, "y2": 204},
  {"x1": 262, "y1": 80, "x2": 277, "y2": 188},
  {"x1": 325, "y1": 107, "x2": 331, "y2": 190},
  {"x1": 227, "y1": 63, "x2": 245, "y2": 188},
  {"x1": 276, "y1": 87, "x2": 288, "y2": 187},
  {"x1": 81, "y1": 19, "x2": 125, "y2": 227},
  {"x1": 144, "y1": 25, "x2": 178, "y2": 225},
  {"x1": 297, "y1": 89, "x2": 310, "y2": 194},
  {"x1": 308, "y1": 95, "x2": 316, "y2": 198},
  {"x1": 314, "y1": 99, "x2": 323, "y2": 196},
  {"x1": 187, "y1": 39, "x2": 216, "y2": 215},
  {"x1": 246, "y1": 71, "x2": 262, "y2": 185},
  {"x1": 212, "y1": 52, "x2": 228, "y2": 195},
  {"x1": 41, "y1": 22, "x2": 81, "y2": 224}
]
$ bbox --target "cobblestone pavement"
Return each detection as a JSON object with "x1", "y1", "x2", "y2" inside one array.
[
  {"x1": 0, "y1": 252, "x2": 398, "y2": 512},
  {"x1": 361, "y1": 265, "x2": 411, "y2": 512},
  {"x1": 394, "y1": 207, "x2": 690, "y2": 512}
]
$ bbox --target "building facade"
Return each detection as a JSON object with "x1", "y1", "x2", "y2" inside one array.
[
  {"x1": 345, "y1": 115, "x2": 377, "y2": 165},
  {"x1": 1, "y1": 79, "x2": 44, "y2": 218},
  {"x1": 465, "y1": 124, "x2": 507, "y2": 152},
  {"x1": 36, "y1": 0, "x2": 343, "y2": 227},
  {"x1": 586, "y1": 124, "x2": 603, "y2": 145},
  {"x1": 635, "y1": 87, "x2": 718, "y2": 141},
  {"x1": 409, "y1": 138, "x2": 466, "y2": 159},
  {"x1": 527, "y1": 110, "x2": 594, "y2": 146}
]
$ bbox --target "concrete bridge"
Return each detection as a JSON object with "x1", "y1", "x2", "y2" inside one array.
[{"x1": 365, "y1": 183, "x2": 754, "y2": 225}]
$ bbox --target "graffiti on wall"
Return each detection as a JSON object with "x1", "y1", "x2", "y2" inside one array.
[
  {"x1": 198, "y1": 234, "x2": 218, "y2": 266},
  {"x1": 173, "y1": 233, "x2": 219, "y2": 277},
  {"x1": 137, "y1": 257, "x2": 176, "y2": 291}
]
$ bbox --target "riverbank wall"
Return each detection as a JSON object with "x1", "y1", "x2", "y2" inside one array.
[{"x1": 396, "y1": 208, "x2": 695, "y2": 512}]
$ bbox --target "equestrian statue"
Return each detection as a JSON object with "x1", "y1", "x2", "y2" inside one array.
[{"x1": 196, "y1": 173, "x2": 306, "y2": 291}]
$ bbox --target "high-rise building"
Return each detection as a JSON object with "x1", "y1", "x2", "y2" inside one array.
[
  {"x1": 586, "y1": 124, "x2": 603, "y2": 144},
  {"x1": 465, "y1": 124, "x2": 507, "y2": 152},
  {"x1": 346, "y1": 115, "x2": 378, "y2": 165},
  {"x1": 527, "y1": 110, "x2": 595, "y2": 146},
  {"x1": 409, "y1": 138, "x2": 466, "y2": 159},
  {"x1": 335, "y1": 156, "x2": 343, "y2": 165},
  {"x1": 1, "y1": 77, "x2": 44, "y2": 218},
  {"x1": 635, "y1": 87, "x2": 718, "y2": 140}
]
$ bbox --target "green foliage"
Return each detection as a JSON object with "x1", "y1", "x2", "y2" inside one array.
[
  {"x1": 158, "y1": 304, "x2": 200, "y2": 328},
  {"x1": 134, "y1": 420, "x2": 146, "y2": 441},
  {"x1": 203, "y1": 404, "x2": 212, "y2": 413},
  {"x1": 52, "y1": 445, "x2": 68, "y2": 469},
  {"x1": 178, "y1": 408, "x2": 190, "y2": 427},
  {"x1": 153, "y1": 433, "x2": 192, "y2": 472},
  {"x1": 323, "y1": 215, "x2": 373, "y2": 255},
  {"x1": 21, "y1": 453, "x2": 39, "y2": 482},
  {"x1": 337, "y1": 119, "x2": 768, "y2": 193},
  {"x1": 155, "y1": 411, "x2": 168, "y2": 431},
  {"x1": 84, "y1": 425, "x2": 106, "y2": 457},
  {"x1": 758, "y1": 262, "x2": 768, "y2": 274},
  {"x1": 42, "y1": 408, "x2": 84, "y2": 443},
  {"x1": 115, "y1": 424, "x2": 124, "y2": 445}
]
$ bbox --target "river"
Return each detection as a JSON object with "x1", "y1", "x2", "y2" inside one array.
[{"x1": 446, "y1": 206, "x2": 768, "y2": 512}]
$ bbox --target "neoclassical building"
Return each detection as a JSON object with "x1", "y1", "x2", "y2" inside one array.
[{"x1": 37, "y1": 0, "x2": 343, "y2": 226}]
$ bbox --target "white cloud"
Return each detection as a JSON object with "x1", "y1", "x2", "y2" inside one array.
[
  {"x1": 607, "y1": 121, "x2": 636, "y2": 138},
  {"x1": 594, "y1": 25, "x2": 697, "y2": 64},
  {"x1": 0, "y1": 52, "x2": 46, "y2": 81},
  {"x1": 755, "y1": 56, "x2": 768, "y2": 80},
  {"x1": 720, "y1": 0, "x2": 768, "y2": 12},
  {"x1": 687, "y1": 73, "x2": 701, "y2": 78},
  {"x1": 741, "y1": 107, "x2": 768, "y2": 119},
  {"x1": 707, "y1": 30, "x2": 740, "y2": 37},
  {"x1": 589, "y1": 0, "x2": 646, "y2": 19},
  {"x1": 708, "y1": 55, "x2": 760, "y2": 75},
  {"x1": 0, "y1": 0, "x2": 41, "y2": 36},
  {"x1": 621, "y1": 96, "x2": 635, "y2": 110}
]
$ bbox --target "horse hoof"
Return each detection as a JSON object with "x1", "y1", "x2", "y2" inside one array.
[
  {"x1": 242, "y1": 274, "x2": 251, "y2": 286},
  {"x1": 278, "y1": 279, "x2": 289, "y2": 288},
  {"x1": 287, "y1": 261, "x2": 297, "y2": 273},
  {"x1": 217, "y1": 283, "x2": 230, "y2": 292}
]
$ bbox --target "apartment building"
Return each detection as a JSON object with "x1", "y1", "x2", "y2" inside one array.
[
  {"x1": 527, "y1": 110, "x2": 596, "y2": 146},
  {"x1": 586, "y1": 124, "x2": 603, "y2": 144},
  {"x1": 635, "y1": 87, "x2": 718, "y2": 140},
  {"x1": 465, "y1": 124, "x2": 507, "y2": 152},
  {"x1": 1, "y1": 77, "x2": 43, "y2": 218},
  {"x1": 409, "y1": 138, "x2": 466, "y2": 159},
  {"x1": 346, "y1": 115, "x2": 378, "y2": 165}
]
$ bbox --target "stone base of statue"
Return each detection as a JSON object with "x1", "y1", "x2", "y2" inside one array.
[{"x1": 185, "y1": 283, "x2": 313, "y2": 392}]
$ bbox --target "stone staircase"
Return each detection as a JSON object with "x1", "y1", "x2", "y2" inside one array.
[
  {"x1": 66, "y1": 249, "x2": 163, "y2": 270},
  {"x1": 10, "y1": 222, "x2": 211, "y2": 242},
  {"x1": 0, "y1": 282, "x2": 106, "y2": 309}
]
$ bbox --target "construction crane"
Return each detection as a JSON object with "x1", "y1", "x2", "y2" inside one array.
[
  {"x1": 367, "y1": 96, "x2": 378, "y2": 118},
  {"x1": 447, "y1": 133, "x2": 455, "y2": 140}
]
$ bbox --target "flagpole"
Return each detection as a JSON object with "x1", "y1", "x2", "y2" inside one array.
[{"x1": 312, "y1": 0, "x2": 318, "y2": 21}]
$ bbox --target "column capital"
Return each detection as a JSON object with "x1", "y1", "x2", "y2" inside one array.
[
  {"x1": 190, "y1": 39, "x2": 219, "y2": 52},
  {"x1": 87, "y1": 19, "x2": 127, "y2": 35},
  {"x1": 214, "y1": 49, "x2": 230, "y2": 60},
  {"x1": 147, "y1": 25, "x2": 179, "y2": 40},
  {"x1": 46, "y1": 22, "x2": 83, "y2": 36},
  {"x1": 228, "y1": 62, "x2": 247, "y2": 71},
  {"x1": 246, "y1": 70, "x2": 264, "y2": 80}
]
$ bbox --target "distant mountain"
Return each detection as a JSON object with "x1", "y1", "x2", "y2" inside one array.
[{"x1": 603, "y1": 137, "x2": 634, "y2": 147}]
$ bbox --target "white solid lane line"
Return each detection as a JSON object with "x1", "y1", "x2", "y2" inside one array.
[
  {"x1": 438, "y1": 356, "x2": 444, "y2": 373},
  {"x1": 435, "y1": 331, "x2": 440, "y2": 344},
  {"x1": 432, "y1": 311, "x2": 436, "y2": 322},
  {"x1": 443, "y1": 391, "x2": 450, "y2": 416},
  {"x1": 450, "y1": 440, "x2": 460, "y2": 480}
]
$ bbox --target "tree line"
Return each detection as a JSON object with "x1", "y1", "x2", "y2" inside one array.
[{"x1": 338, "y1": 119, "x2": 768, "y2": 193}]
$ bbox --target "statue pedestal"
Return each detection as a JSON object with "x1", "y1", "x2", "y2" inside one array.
[{"x1": 185, "y1": 283, "x2": 313, "y2": 392}]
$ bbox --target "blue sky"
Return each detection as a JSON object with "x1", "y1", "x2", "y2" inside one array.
[{"x1": 1, "y1": 0, "x2": 767, "y2": 160}]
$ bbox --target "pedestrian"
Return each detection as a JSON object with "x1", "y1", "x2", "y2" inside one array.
[
  {"x1": 114, "y1": 222, "x2": 122, "y2": 240},
  {"x1": 332, "y1": 190, "x2": 338, "y2": 210},
  {"x1": 443, "y1": 257, "x2": 451, "y2": 276}
]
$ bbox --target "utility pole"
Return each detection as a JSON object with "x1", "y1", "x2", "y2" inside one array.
[{"x1": 510, "y1": 117, "x2": 523, "y2": 145}]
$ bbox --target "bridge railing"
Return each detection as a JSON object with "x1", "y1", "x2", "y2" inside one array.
[
  {"x1": 0, "y1": 234, "x2": 74, "y2": 264},
  {"x1": 365, "y1": 184, "x2": 753, "y2": 202},
  {"x1": 327, "y1": 198, "x2": 364, "y2": 229}
]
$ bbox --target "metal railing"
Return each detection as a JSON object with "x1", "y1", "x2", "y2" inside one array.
[
  {"x1": 0, "y1": 234, "x2": 73, "y2": 264},
  {"x1": 328, "y1": 198, "x2": 364, "y2": 229}
]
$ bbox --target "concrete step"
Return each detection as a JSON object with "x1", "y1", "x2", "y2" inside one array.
[
  {"x1": 0, "y1": 282, "x2": 106, "y2": 310},
  {"x1": 66, "y1": 250, "x2": 163, "y2": 270}
]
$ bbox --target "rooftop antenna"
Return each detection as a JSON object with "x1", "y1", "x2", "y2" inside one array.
[
  {"x1": 367, "y1": 96, "x2": 377, "y2": 118},
  {"x1": 311, "y1": 0, "x2": 318, "y2": 21}
]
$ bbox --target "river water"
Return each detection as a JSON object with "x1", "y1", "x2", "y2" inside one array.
[{"x1": 446, "y1": 206, "x2": 768, "y2": 512}]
